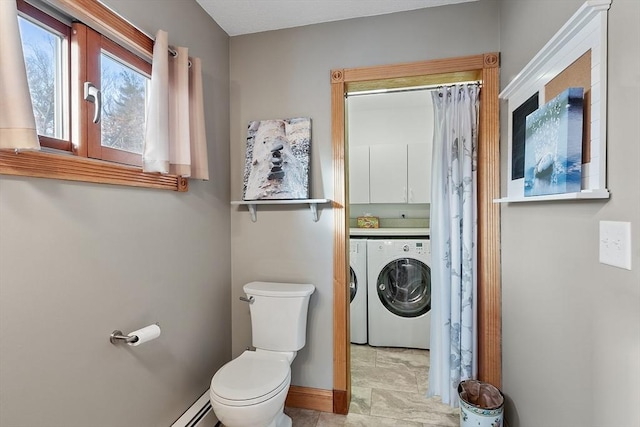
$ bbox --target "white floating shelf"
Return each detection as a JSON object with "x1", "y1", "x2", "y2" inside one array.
[
  {"x1": 231, "y1": 199, "x2": 332, "y2": 222},
  {"x1": 494, "y1": 189, "x2": 610, "y2": 203}
]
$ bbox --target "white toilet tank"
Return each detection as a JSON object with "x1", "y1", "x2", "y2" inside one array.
[{"x1": 243, "y1": 281, "x2": 315, "y2": 352}]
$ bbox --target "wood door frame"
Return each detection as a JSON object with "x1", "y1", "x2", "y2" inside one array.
[{"x1": 330, "y1": 53, "x2": 501, "y2": 414}]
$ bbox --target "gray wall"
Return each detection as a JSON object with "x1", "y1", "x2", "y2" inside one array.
[
  {"x1": 499, "y1": 1, "x2": 640, "y2": 426},
  {"x1": 4, "y1": 0, "x2": 635, "y2": 425},
  {"x1": 0, "y1": 1, "x2": 230, "y2": 426},
  {"x1": 229, "y1": 0, "x2": 500, "y2": 389}
]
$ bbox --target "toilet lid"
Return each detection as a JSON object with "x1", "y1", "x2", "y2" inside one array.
[{"x1": 211, "y1": 352, "x2": 290, "y2": 403}]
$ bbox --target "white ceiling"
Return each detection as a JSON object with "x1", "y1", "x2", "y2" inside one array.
[{"x1": 195, "y1": 0, "x2": 478, "y2": 36}]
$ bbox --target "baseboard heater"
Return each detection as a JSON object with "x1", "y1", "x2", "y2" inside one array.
[{"x1": 171, "y1": 389, "x2": 220, "y2": 427}]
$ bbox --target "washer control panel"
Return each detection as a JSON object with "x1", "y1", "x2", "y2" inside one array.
[
  {"x1": 397, "y1": 241, "x2": 427, "y2": 255},
  {"x1": 371, "y1": 239, "x2": 430, "y2": 255},
  {"x1": 411, "y1": 242, "x2": 427, "y2": 255}
]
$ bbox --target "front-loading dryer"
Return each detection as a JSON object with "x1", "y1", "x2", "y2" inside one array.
[
  {"x1": 367, "y1": 239, "x2": 431, "y2": 349},
  {"x1": 349, "y1": 239, "x2": 367, "y2": 344}
]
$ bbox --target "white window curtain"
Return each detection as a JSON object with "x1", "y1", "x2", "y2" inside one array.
[
  {"x1": 188, "y1": 57, "x2": 209, "y2": 180},
  {"x1": 427, "y1": 83, "x2": 479, "y2": 407},
  {"x1": 143, "y1": 30, "x2": 209, "y2": 180},
  {"x1": 168, "y1": 45, "x2": 190, "y2": 176},
  {"x1": 0, "y1": 0, "x2": 39, "y2": 150}
]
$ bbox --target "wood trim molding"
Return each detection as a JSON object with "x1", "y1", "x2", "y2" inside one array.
[
  {"x1": 331, "y1": 53, "x2": 502, "y2": 413},
  {"x1": 0, "y1": 150, "x2": 187, "y2": 191},
  {"x1": 346, "y1": 70, "x2": 482, "y2": 94},
  {"x1": 483, "y1": 52, "x2": 500, "y2": 68},
  {"x1": 331, "y1": 76, "x2": 350, "y2": 415},
  {"x1": 331, "y1": 69, "x2": 344, "y2": 83},
  {"x1": 342, "y1": 54, "x2": 487, "y2": 83},
  {"x1": 50, "y1": 0, "x2": 153, "y2": 61},
  {"x1": 332, "y1": 389, "x2": 349, "y2": 415},
  {"x1": 478, "y1": 63, "x2": 502, "y2": 387},
  {"x1": 285, "y1": 386, "x2": 333, "y2": 413}
]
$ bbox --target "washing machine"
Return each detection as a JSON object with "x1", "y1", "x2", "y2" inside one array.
[
  {"x1": 367, "y1": 239, "x2": 431, "y2": 349},
  {"x1": 349, "y1": 239, "x2": 367, "y2": 344}
]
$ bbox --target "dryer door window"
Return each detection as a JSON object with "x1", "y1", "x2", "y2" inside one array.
[
  {"x1": 376, "y1": 258, "x2": 431, "y2": 318},
  {"x1": 349, "y1": 266, "x2": 357, "y2": 303}
]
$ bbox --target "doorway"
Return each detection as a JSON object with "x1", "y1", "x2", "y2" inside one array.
[{"x1": 330, "y1": 53, "x2": 502, "y2": 414}]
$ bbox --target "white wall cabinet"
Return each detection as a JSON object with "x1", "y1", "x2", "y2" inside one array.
[
  {"x1": 349, "y1": 145, "x2": 370, "y2": 204},
  {"x1": 407, "y1": 143, "x2": 431, "y2": 203},
  {"x1": 347, "y1": 90, "x2": 433, "y2": 205},
  {"x1": 369, "y1": 144, "x2": 408, "y2": 203},
  {"x1": 350, "y1": 143, "x2": 431, "y2": 205}
]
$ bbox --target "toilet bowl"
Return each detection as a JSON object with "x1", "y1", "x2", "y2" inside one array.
[
  {"x1": 209, "y1": 282, "x2": 315, "y2": 427},
  {"x1": 210, "y1": 351, "x2": 292, "y2": 427}
]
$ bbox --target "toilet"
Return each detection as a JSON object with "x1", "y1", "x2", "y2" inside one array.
[{"x1": 209, "y1": 281, "x2": 315, "y2": 427}]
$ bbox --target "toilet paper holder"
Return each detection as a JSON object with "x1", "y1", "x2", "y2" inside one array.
[
  {"x1": 110, "y1": 330, "x2": 139, "y2": 344},
  {"x1": 110, "y1": 323, "x2": 160, "y2": 345}
]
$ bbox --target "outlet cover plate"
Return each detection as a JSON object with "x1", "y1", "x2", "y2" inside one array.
[{"x1": 599, "y1": 221, "x2": 632, "y2": 270}]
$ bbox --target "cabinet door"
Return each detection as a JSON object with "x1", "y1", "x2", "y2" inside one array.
[
  {"x1": 407, "y1": 143, "x2": 431, "y2": 203},
  {"x1": 349, "y1": 145, "x2": 370, "y2": 204},
  {"x1": 369, "y1": 144, "x2": 407, "y2": 203}
]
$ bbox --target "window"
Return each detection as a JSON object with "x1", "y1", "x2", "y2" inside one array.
[
  {"x1": 17, "y1": 0, "x2": 70, "y2": 151},
  {"x1": 86, "y1": 29, "x2": 151, "y2": 166},
  {"x1": 17, "y1": 0, "x2": 150, "y2": 166},
  {"x1": 2, "y1": 0, "x2": 186, "y2": 191}
]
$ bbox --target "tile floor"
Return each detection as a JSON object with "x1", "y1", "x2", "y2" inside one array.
[{"x1": 283, "y1": 344, "x2": 460, "y2": 427}]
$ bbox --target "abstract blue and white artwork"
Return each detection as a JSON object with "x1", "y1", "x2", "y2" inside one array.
[{"x1": 524, "y1": 87, "x2": 584, "y2": 196}]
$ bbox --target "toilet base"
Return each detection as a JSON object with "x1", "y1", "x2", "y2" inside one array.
[
  {"x1": 218, "y1": 409, "x2": 290, "y2": 427},
  {"x1": 212, "y1": 399, "x2": 291, "y2": 427},
  {"x1": 274, "y1": 412, "x2": 292, "y2": 427}
]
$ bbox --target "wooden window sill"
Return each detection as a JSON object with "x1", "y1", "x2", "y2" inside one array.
[{"x1": 0, "y1": 149, "x2": 188, "y2": 191}]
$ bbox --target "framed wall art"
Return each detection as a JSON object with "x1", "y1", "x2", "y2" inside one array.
[
  {"x1": 524, "y1": 87, "x2": 584, "y2": 197},
  {"x1": 242, "y1": 117, "x2": 311, "y2": 200},
  {"x1": 497, "y1": 0, "x2": 611, "y2": 202}
]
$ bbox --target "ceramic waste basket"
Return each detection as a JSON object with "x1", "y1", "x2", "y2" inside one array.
[{"x1": 458, "y1": 380, "x2": 504, "y2": 427}]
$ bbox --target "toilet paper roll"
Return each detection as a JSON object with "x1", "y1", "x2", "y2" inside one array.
[{"x1": 127, "y1": 324, "x2": 161, "y2": 346}]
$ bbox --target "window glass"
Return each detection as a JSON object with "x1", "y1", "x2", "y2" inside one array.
[
  {"x1": 18, "y1": 16, "x2": 64, "y2": 139},
  {"x1": 100, "y1": 52, "x2": 149, "y2": 155}
]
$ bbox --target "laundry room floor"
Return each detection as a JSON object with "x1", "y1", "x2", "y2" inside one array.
[{"x1": 283, "y1": 344, "x2": 460, "y2": 426}]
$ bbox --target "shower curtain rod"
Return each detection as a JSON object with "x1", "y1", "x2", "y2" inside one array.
[{"x1": 346, "y1": 80, "x2": 481, "y2": 97}]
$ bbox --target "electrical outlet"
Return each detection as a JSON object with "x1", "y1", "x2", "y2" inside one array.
[{"x1": 599, "y1": 221, "x2": 632, "y2": 270}]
